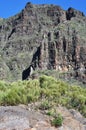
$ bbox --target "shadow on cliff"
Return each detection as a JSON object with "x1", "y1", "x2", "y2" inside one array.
[
  {"x1": 22, "y1": 66, "x2": 31, "y2": 80},
  {"x1": 22, "y1": 46, "x2": 40, "y2": 80}
]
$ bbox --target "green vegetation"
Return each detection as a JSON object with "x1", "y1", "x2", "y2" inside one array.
[
  {"x1": 33, "y1": 70, "x2": 86, "y2": 88},
  {"x1": 51, "y1": 114, "x2": 63, "y2": 127},
  {"x1": 39, "y1": 100, "x2": 52, "y2": 110},
  {"x1": 0, "y1": 75, "x2": 86, "y2": 117},
  {"x1": 46, "y1": 107, "x2": 63, "y2": 127}
]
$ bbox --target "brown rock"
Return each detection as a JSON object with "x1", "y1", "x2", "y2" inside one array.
[{"x1": 0, "y1": 2, "x2": 86, "y2": 83}]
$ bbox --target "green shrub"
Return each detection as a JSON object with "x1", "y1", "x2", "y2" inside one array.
[
  {"x1": 46, "y1": 108, "x2": 57, "y2": 117},
  {"x1": 51, "y1": 114, "x2": 63, "y2": 127},
  {"x1": 0, "y1": 75, "x2": 86, "y2": 117},
  {"x1": 39, "y1": 75, "x2": 57, "y2": 88},
  {"x1": 0, "y1": 81, "x2": 10, "y2": 91},
  {"x1": 39, "y1": 100, "x2": 51, "y2": 110},
  {"x1": 3, "y1": 86, "x2": 27, "y2": 105}
]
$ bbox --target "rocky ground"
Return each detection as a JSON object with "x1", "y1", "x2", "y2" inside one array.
[{"x1": 0, "y1": 104, "x2": 86, "y2": 130}]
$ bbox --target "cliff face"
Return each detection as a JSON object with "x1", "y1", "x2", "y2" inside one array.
[{"x1": 0, "y1": 2, "x2": 86, "y2": 82}]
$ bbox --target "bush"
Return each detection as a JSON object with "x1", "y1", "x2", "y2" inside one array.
[
  {"x1": 39, "y1": 100, "x2": 51, "y2": 110},
  {"x1": 0, "y1": 75, "x2": 86, "y2": 117},
  {"x1": 3, "y1": 86, "x2": 27, "y2": 105},
  {"x1": 51, "y1": 114, "x2": 63, "y2": 127}
]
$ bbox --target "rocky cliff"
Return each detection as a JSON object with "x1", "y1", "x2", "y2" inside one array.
[{"x1": 0, "y1": 2, "x2": 86, "y2": 82}]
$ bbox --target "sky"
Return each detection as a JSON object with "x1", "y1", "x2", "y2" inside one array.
[{"x1": 0, "y1": 0, "x2": 86, "y2": 18}]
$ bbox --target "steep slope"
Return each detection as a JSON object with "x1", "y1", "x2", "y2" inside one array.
[{"x1": 0, "y1": 2, "x2": 86, "y2": 82}]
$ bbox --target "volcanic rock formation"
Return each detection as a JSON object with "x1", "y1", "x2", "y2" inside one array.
[{"x1": 0, "y1": 2, "x2": 86, "y2": 82}]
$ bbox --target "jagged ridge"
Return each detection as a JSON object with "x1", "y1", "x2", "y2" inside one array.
[{"x1": 0, "y1": 2, "x2": 86, "y2": 83}]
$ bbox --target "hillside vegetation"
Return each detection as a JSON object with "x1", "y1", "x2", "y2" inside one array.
[{"x1": 0, "y1": 75, "x2": 86, "y2": 117}]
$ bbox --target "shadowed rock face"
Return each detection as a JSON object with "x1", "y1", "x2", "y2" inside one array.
[
  {"x1": 66, "y1": 7, "x2": 85, "y2": 20},
  {"x1": 0, "y1": 2, "x2": 86, "y2": 82}
]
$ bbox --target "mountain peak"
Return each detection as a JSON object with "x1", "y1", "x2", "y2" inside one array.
[
  {"x1": 66, "y1": 7, "x2": 85, "y2": 20},
  {"x1": 25, "y1": 2, "x2": 33, "y2": 8},
  {"x1": 0, "y1": 3, "x2": 86, "y2": 83}
]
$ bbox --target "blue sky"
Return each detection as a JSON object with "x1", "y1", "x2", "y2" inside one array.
[{"x1": 0, "y1": 0, "x2": 86, "y2": 18}]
